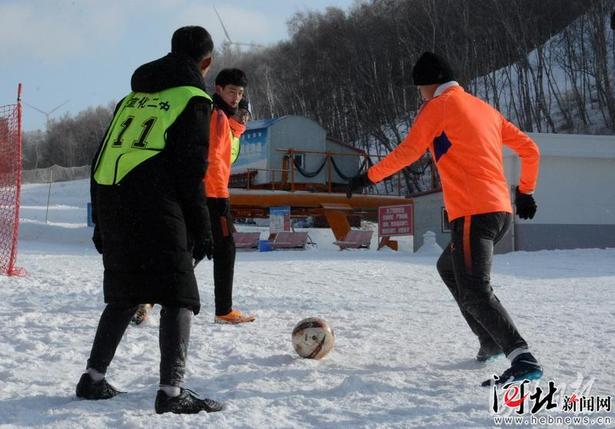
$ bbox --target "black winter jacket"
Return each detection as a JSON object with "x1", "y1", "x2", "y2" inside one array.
[{"x1": 91, "y1": 53, "x2": 212, "y2": 314}]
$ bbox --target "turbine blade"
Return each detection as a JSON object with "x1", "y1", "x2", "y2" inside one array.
[{"x1": 214, "y1": 6, "x2": 233, "y2": 43}]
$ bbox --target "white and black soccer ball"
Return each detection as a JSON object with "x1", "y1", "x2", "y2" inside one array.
[{"x1": 291, "y1": 317, "x2": 335, "y2": 359}]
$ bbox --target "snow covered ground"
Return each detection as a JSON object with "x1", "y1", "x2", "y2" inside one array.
[{"x1": 1, "y1": 180, "x2": 614, "y2": 428}]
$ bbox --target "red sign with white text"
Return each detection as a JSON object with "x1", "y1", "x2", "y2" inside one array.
[{"x1": 378, "y1": 204, "x2": 414, "y2": 237}]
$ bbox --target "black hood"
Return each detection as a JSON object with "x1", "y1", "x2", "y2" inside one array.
[
  {"x1": 131, "y1": 52, "x2": 207, "y2": 93},
  {"x1": 212, "y1": 93, "x2": 237, "y2": 117}
]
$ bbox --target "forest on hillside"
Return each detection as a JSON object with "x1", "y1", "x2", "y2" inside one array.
[{"x1": 22, "y1": 0, "x2": 613, "y2": 193}]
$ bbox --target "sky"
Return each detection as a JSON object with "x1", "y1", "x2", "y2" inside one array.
[{"x1": 0, "y1": 0, "x2": 357, "y2": 132}]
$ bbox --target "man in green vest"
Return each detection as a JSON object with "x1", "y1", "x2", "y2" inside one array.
[
  {"x1": 204, "y1": 69, "x2": 255, "y2": 324},
  {"x1": 76, "y1": 26, "x2": 223, "y2": 414}
]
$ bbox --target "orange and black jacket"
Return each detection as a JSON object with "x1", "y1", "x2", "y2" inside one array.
[
  {"x1": 368, "y1": 84, "x2": 540, "y2": 222},
  {"x1": 205, "y1": 108, "x2": 246, "y2": 198}
]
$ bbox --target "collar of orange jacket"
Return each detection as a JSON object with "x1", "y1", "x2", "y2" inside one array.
[
  {"x1": 434, "y1": 81, "x2": 460, "y2": 97},
  {"x1": 228, "y1": 117, "x2": 246, "y2": 137}
]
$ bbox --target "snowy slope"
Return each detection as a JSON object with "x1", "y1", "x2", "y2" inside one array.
[
  {"x1": 471, "y1": 11, "x2": 615, "y2": 136},
  {"x1": 0, "y1": 180, "x2": 614, "y2": 428}
]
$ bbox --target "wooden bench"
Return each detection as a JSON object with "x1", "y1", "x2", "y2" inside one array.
[
  {"x1": 233, "y1": 232, "x2": 261, "y2": 249},
  {"x1": 333, "y1": 229, "x2": 373, "y2": 250},
  {"x1": 271, "y1": 231, "x2": 310, "y2": 250}
]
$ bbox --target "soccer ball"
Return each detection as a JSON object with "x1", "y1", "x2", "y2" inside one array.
[{"x1": 291, "y1": 317, "x2": 335, "y2": 359}]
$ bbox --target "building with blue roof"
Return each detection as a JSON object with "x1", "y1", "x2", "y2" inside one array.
[{"x1": 230, "y1": 115, "x2": 365, "y2": 192}]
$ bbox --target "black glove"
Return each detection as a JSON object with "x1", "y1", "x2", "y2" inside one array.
[
  {"x1": 515, "y1": 186, "x2": 537, "y2": 220},
  {"x1": 234, "y1": 99, "x2": 251, "y2": 124},
  {"x1": 92, "y1": 225, "x2": 103, "y2": 254},
  {"x1": 346, "y1": 172, "x2": 374, "y2": 199},
  {"x1": 193, "y1": 231, "x2": 213, "y2": 265},
  {"x1": 192, "y1": 205, "x2": 214, "y2": 266},
  {"x1": 238, "y1": 98, "x2": 250, "y2": 111},
  {"x1": 213, "y1": 198, "x2": 231, "y2": 217}
]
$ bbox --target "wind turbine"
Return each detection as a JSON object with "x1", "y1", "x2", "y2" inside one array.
[
  {"x1": 24, "y1": 99, "x2": 70, "y2": 127},
  {"x1": 213, "y1": 6, "x2": 264, "y2": 49}
]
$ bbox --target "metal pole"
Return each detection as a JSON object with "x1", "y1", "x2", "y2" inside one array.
[
  {"x1": 327, "y1": 153, "x2": 333, "y2": 193},
  {"x1": 289, "y1": 150, "x2": 295, "y2": 192},
  {"x1": 45, "y1": 169, "x2": 53, "y2": 223},
  {"x1": 8, "y1": 83, "x2": 24, "y2": 275}
]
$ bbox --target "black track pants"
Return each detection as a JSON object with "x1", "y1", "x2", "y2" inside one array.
[
  {"x1": 207, "y1": 198, "x2": 236, "y2": 316},
  {"x1": 436, "y1": 212, "x2": 528, "y2": 356},
  {"x1": 86, "y1": 304, "x2": 192, "y2": 386}
]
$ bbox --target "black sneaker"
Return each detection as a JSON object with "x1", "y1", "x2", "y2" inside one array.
[
  {"x1": 476, "y1": 342, "x2": 504, "y2": 362},
  {"x1": 76, "y1": 373, "x2": 124, "y2": 399},
  {"x1": 155, "y1": 388, "x2": 224, "y2": 414},
  {"x1": 481, "y1": 352, "x2": 543, "y2": 386}
]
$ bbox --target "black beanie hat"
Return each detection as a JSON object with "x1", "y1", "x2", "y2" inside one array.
[{"x1": 412, "y1": 52, "x2": 455, "y2": 85}]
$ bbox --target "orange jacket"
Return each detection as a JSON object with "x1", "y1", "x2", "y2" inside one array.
[
  {"x1": 368, "y1": 85, "x2": 540, "y2": 221},
  {"x1": 205, "y1": 108, "x2": 246, "y2": 198}
]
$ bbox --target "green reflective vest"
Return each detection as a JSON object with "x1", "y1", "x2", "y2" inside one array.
[
  {"x1": 230, "y1": 133, "x2": 241, "y2": 165},
  {"x1": 93, "y1": 86, "x2": 212, "y2": 185}
]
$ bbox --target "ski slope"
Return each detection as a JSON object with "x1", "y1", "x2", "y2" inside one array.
[{"x1": 0, "y1": 180, "x2": 614, "y2": 428}]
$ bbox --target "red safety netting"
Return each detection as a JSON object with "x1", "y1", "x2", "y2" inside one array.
[{"x1": 0, "y1": 84, "x2": 25, "y2": 276}]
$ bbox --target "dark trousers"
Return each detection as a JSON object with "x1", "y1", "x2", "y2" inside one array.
[
  {"x1": 436, "y1": 212, "x2": 528, "y2": 356},
  {"x1": 207, "y1": 198, "x2": 236, "y2": 316},
  {"x1": 86, "y1": 304, "x2": 192, "y2": 386}
]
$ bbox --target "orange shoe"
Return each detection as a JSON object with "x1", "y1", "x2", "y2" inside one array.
[{"x1": 214, "y1": 309, "x2": 255, "y2": 324}]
